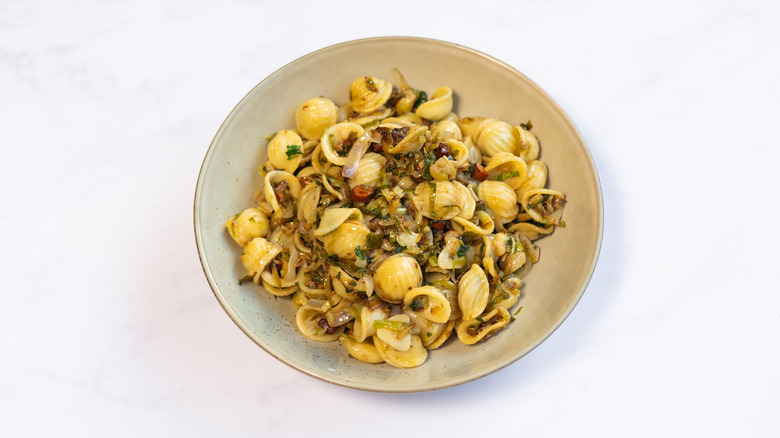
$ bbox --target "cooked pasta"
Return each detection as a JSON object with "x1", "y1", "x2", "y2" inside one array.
[{"x1": 226, "y1": 72, "x2": 566, "y2": 368}]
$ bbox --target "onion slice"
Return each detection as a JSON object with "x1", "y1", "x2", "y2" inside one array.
[{"x1": 342, "y1": 132, "x2": 372, "y2": 179}]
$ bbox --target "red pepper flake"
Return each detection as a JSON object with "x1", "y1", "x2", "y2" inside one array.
[
  {"x1": 430, "y1": 220, "x2": 449, "y2": 230},
  {"x1": 434, "y1": 142, "x2": 451, "y2": 158},
  {"x1": 317, "y1": 318, "x2": 337, "y2": 334},
  {"x1": 350, "y1": 185, "x2": 375, "y2": 202},
  {"x1": 472, "y1": 163, "x2": 488, "y2": 181},
  {"x1": 273, "y1": 180, "x2": 288, "y2": 202}
]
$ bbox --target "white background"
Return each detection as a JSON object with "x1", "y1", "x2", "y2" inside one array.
[{"x1": 2, "y1": 0, "x2": 779, "y2": 436}]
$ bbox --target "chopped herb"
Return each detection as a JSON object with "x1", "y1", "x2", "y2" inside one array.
[
  {"x1": 456, "y1": 243, "x2": 468, "y2": 258},
  {"x1": 373, "y1": 320, "x2": 410, "y2": 330},
  {"x1": 265, "y1": 132, "x2": 278, "y2": 141},
  {"x1": 413, "y1": 90, "x2": 428, "y2": 110},
  {"x1": 495, "y1": 171, "x2": 521, "y2": 181},
  {"x1": 390, "y1": 245, "x2": 406, "y2": 255},
  {"x1": 422, "y1": 151, "x2": 436, "y2": 180},
  {"x1": 426, "y1": 332, "x2": 432, "y2": 337},
  {"x1": 428, "y1": 182, "x2": 437, "y2": 218},
  {"x1": 354, "y1": 246, "x2": 366, "y2": 261},
  {"x1": 238, "y1": 275, "x2": 253, "y2": 285},
  {"x1": 476, "y1": 317, "x2": 484, "y2": 322},
  {"x1": 514, "y1": 306, "x2": 524, "y2": 316},
  {"x1": 409, "y1": 295, "x2": 425, "y2": 311},
  {"x1": 366, "y1": 233, "x2": 382, "y2": 249},
  {"x1": 286, "y1": 144, "x2": 302, "y2": 159}
]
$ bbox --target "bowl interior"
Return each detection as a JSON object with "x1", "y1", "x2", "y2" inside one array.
[{"x1": 195, "y1": 37, "x2": 602, "y2": 392}]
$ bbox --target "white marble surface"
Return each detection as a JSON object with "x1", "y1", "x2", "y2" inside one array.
[{"x1": 2, "y1": 0, "x2": 779, "y2": 436}]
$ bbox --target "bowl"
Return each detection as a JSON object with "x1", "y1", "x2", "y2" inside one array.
[{"x1": 194, "y1": 36, "x2": 602, "y2": 392}]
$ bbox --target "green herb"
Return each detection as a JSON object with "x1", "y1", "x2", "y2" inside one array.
[
  {"x1": 365, "y1": 76, "x2": 376, "y2": 91},
  {"x1": 265, "y1": 132, "x2": 278, "y2": 141},
  {"x1": 390, "y1": 245, "x2": 406, "y2": 255},
  {"x1": 495, "y1": 171, "x2": 521, "y2": 181},
  {"x1": 426, "y1": 332, "x2": 432, "y2": 337},
  {"x1": 373, "y1": 320, "x2": 410, "y2": 331},
  {"x1": 514, "y1": 306, "x2": 524, "y2": 316},
  {"x1": 456, "y1": 243, "x2": 468, "y2": 258},
  {"x1": 286, "y1": 144, "x2": 302, "y2": 159},
  {"x1": 366, "y1": 233, "x2": 382, "y2": 249},
  {"x1": 413, "y1": 90, "x2": 428, "y2": 110},
  {"x1": 422, "y1": 151, "x2": 436, "y2": 180},
  {"x1": 476, "y1": 317, "x2": 484, "y2": 322},
  {"x1": 409, "y1": 295, "x2": 425, "y2": 311},
  {"x1": 354, "y1": 246, "x2": 366, "y2": 261},
  {"x1": 307, "y1": 269, "x2": 326, "y2": 285},
  {"x1": 238, "y1": 275, "x2": 252, "y2": 285}
]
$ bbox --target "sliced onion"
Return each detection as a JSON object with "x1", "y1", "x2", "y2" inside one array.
[
  {"x1": 325, "y1": 300, "x2": 354, "y2": 327},
  {"x1": 342, "y1": 132, "x2": 372, "y2": 179}
]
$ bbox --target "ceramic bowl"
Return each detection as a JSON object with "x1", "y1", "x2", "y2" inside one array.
[{"x1": 194, "y1": 37, "x2": 602, "y2": 392}]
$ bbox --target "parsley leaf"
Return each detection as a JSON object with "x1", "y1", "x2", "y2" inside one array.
[{"x1": 286, "y1": 144, "x2": 302, "y2": 160}]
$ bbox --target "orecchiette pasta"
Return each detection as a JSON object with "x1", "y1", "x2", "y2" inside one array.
[{"x1": 227, "y1": 72, "x2": 566, "y2": 368}]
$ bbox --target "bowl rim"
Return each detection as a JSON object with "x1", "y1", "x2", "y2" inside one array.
[{"x1": 194, "y1": 36, "x2": 604, "y2": 392}]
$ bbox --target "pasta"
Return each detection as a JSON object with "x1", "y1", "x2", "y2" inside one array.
[{"x1": 226, "y1": 72, "x2": 566, "y2": 368}]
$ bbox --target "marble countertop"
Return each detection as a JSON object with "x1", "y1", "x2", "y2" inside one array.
[{"x1": 2, "y1": 0, "x2": 778, "y2": 436}]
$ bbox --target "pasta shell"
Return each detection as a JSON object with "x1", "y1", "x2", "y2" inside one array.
[
  {"x1": 386, "y1": 125, "x2": 428, "y2": 154},
  {"x1": 403, "y1": 286, "x2": 452, "y2": 324},
  {"x1": 451, "y1": 210, "x2": 495, "y2": 236},
  {"x1": 349, "y1": 75, "x2": 393, "y2": 114},
  {"x1": 375, "y1": 314, "x2": 413, "y2": 352},
  {"x1": 456, "y1": 307, "x2": 511, "y2": 345},
  {"x1": 329, "y1": 264, "x2": 374, "y2": 299},
  {"x1": 296, "y1": 183, "x2": 321, "y2": 224},
  {"x1": 415, "y1": 86, "x2": 453, "y2": 121},
  {"x1": 457, "y1": 264, "x2": 489, "y2": 321},
  {"x1": 488, "y1": 277, "x2": 522, "y2": 309},
  {"x1": 372, "y1": 254, "x2": 423, "y2": 303},
  {"x1": 347, "y1": 152, "x2": 387, "y2": 188},
  {"x1": 295, "y1": 97, "x2": 339, "y2": 140},
  {"x1": 353, "y1": 299, "x2": 389, "y2": 342},
  {"x1": 508, "y1": 221, "x2": 555, "y2": 241},
  {"x1": 424, "y1": 272, "x2": 461, "y2": 321},
  {"x1": 314, "y1": 207, "x2": 363, "y2": 236},
  {"x1": 513, "y1": 125, "x2": 540, "y2": 163},
  {"x1": 516, "y1": 160, "x2": 548, "y2": 199},
  {"x1": 425, "y1": 320, "x2": 455, "y2": 350},
  {"x1": 263, "y1": 170, "x2": 302, "y2": 218},
  {"x1": 267, "y1": 130, "x2": 303, "y2": 173},
  {"x1": 458, "y1": 116, "x2": 485, "y2": 140},
  {"x1": 295, "y1": 305, "x2": 344, "y2": 342},
  {"x1": 338, "y1": 334, "x2": 384, "y2": 364},
  {"x1": 403, "y1": 309, "x2": 446, "y2": 347},
  {"x1": 320, "y1": 122, "x2": 365, "y2": 166},
  {"x1": 226, "y1": 207, "x2": 269, "y2": 247},
  {"x1": 240, "y1": 237, "x2": 282, "y2": 283},
  {"x1": 520, "y1": 188, "x2": 566, "y2": 226},
  {"x1": 373, "y1": 334, "x2": 428, "y2": 368},
  {"x1": 443, "y1": 139, "x2": 469, "y2": 168},
  {"x1": 477, "y1": 180, "x2": 519, "y2": 222},
  {"x1": 412, "y1": 181, "x2": 475, "y2": 221},
  {"x1": 431, "y1": 119, "x2": 462, "y2": 141},
  {"x1": 472, "y1": 119, "x2": 517, "y2": 157},
  {"x1": 320, "y1": 220, "x2": 370, "y2": 260},
  {"x1": 350, "y1": 108, "x2": 393, "y2": 127},
  {"x1": 485, "y1": 151, "x2": 529, "y2": 190}
]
